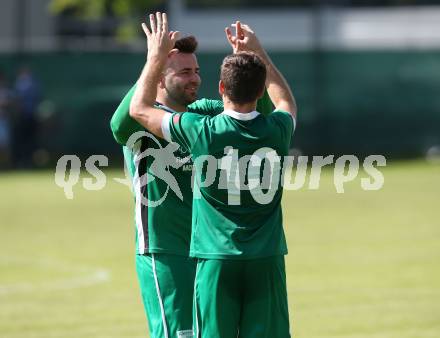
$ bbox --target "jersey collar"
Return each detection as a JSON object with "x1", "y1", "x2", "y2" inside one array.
[
  {"x1": 222, "y1": 109, "x2": 260, "y2": 121},
  {"x1": 155, "y1": 101, "x2": 177, "y2": 114}
]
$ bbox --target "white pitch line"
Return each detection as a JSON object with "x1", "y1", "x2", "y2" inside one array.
[{"x1": 0, "y1": 257, "x2": 111, "y2": 295}]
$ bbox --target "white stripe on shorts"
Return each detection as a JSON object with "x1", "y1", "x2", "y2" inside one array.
[
  {"x1": 151, "y1": 254, "x2": 169, "y2": 338},
  {"x1": 193, "y1": 260, "x2": 200, "y2": 338}
]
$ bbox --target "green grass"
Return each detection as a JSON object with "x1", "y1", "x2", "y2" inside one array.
[{"x1": 0, "y1": 160, "x2": 439, "y2": 337}]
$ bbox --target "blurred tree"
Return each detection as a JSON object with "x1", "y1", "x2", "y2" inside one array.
[{"x1": 49, "y1": 0, "x2": 165, "y2": 42}]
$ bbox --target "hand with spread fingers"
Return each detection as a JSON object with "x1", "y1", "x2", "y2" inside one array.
[
  {"x1": 142, "y1": 12, "x2": 180, "y2": 59},
  {"x1": 225, "y1": 21, "x2": 263, "y2": 55}
]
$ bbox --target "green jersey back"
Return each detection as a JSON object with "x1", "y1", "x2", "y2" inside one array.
[{"x1": 167, "y1": 109, "x2": 295, "y2": 259}]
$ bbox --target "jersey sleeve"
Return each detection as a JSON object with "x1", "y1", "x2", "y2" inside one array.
[
  {"x1": 256, "y1": 89, "x2": 273, "y2": 116},
  {"x1": 188, "y1": 99, "x2": 224, "y2": 117},
  {"x1": 270, "y1": 110, "x2": 296, "y2": 142},
  {"x1": 164, "y1": 112, "x2": 208, "y2": 153},
  {"x1": 110, "y1": 84, "x2": 144, "y2": 145}
]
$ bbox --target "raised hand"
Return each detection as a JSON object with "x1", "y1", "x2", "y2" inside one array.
[
  {"x1": 225, "y1": 21, "x2": 262, "y2": 54},
  {"x1": 142, "y1": 12, "x2": 180, "y2": 58}
]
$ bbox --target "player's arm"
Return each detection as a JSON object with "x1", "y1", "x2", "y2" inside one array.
[
  {"x1": 129, "y1": 13, "x2": 180, "y2": 139},
  {"x1": 259, "y1": 48, "x2": 296, "y2": 118},
  {"x1": 110, "y1": 84, "x2": 145, "y2": 145},
  {"x1": 225, "y1": 22, "x2": 296, "y2": 118}
]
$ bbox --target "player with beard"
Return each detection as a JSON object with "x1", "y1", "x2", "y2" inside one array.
[{"x1": 110, "y1": 34, "x2": 271, "y2": 338}]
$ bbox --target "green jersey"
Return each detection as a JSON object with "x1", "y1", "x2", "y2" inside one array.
[
  {"x1": 165, "y1": 109, "x2": 295, "y2": 259},
  {"x1": 110, "y1": 85, "x2": 272, "y2": 256}
]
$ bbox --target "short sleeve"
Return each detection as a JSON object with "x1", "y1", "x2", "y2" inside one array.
[
  {"x1": 110, "y1": 84, "x2": 145, "y2": 145},
  {"x1": 270, "y1": 110, "x2": 296, "y2": 140},
  {"x1": 256, "y1": 90, "x2": 273, "y2": 117},
  {"x1": 188, "y1": 99, "x2": 224, "y2": 117},
  {"x1": 167, "y1": 112, "x2": 208, "y2": 153}
]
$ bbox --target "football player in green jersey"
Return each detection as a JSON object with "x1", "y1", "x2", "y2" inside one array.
[
  {"x1": 130, "y1": 12, "x2": 296, "y2": 338},
  {"x1": 110, "y1": 20, "x2": 272, "y2": 338}
]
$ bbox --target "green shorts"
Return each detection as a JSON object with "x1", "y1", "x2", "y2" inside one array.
[
  {"x1": 193, "y1": 255, "x2": 291, "y2": 338},
  {"x1": 136, "y1": 253, "x2": 196, "y2": 338}
]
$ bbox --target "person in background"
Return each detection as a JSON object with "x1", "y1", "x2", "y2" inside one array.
[
  {"x1": 13, "y1": 66, "x2": 41, "y2": 168},
  {"x1": 0, "y1": 71, "x2": 14, "y2": 168}
]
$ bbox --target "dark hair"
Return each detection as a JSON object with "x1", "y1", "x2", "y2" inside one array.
[
  {"x1": 174, "y1": 35, "x2": 198, "y2": 53},
  {"x1": 220, "y1": 52, "x2": 266, "y2": 105}
]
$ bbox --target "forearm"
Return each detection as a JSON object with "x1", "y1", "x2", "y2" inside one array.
[
  {"x1": 130, "y1": 56, "x2": 162, "y2": 118},
  {"x1": 255, "y1": 48, "x2": 297, "y2": 117},
  {"x1": 129, "y1": 55, "x2": 167, "y2": 137}
]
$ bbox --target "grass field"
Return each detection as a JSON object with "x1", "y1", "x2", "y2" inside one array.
[{"x1": 1, "y1": 160, "x2": 439, "y2": 338}]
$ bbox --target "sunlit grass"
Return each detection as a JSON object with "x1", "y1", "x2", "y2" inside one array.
[{"x1": 0, "y1": 160, "x2": 439, "y2": 337}]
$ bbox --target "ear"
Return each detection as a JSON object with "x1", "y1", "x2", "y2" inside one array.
[
  {"x1": 257, "y1": 87, "x2": 265, "y2": 99},
  {"x1": 218, "y1": 80, "x2": 225, "y2": 96},
  {"x1": 158, "y1": 73, "x2": 166, "y2": 89},
  {"x1": 168, "y1": 49, "x2": 179, "y2": 57}
]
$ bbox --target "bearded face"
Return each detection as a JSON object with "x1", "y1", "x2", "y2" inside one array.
[{"x1": 162, "y1": 53, "x2": 201, "y2": 107}]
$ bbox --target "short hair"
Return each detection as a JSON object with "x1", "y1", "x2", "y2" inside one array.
[
  {"x1": 220, "y1": 52, "x2": 266, "y2": 105},
  {"x1": 174, "y1": 35, "x2": 198, "y2": 54}
]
